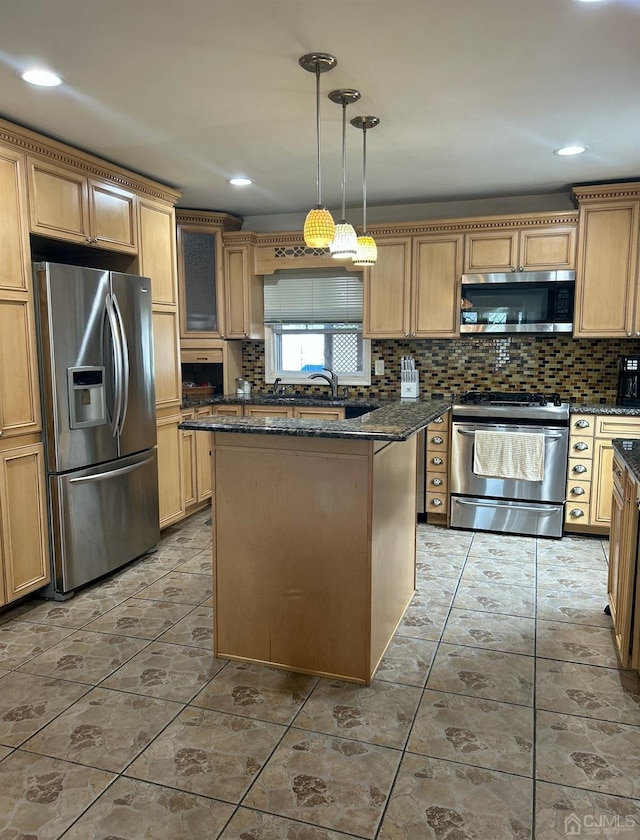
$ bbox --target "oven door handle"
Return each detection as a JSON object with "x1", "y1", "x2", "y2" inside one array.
[
  {"x1": 453, "y1": 498, "x2": 557, "y2": 514},
  {"x1": 455, "y1": 429, "x2": 564, "y2": 441}
]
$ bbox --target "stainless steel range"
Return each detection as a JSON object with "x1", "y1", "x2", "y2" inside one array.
[{"x1": 450, "y1": 391, "x2": 570, "y2": 538}]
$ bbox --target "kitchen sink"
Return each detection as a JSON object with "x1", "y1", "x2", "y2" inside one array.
[{"x1": 344, "y1": 404, "x2": 376, "y2": 419}]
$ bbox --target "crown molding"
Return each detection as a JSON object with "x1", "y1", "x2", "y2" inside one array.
[{"x1": 176, "y1": 208, "x2": 243, "y2": 231}]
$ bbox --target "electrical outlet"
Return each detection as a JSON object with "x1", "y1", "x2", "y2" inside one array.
[{"x1": 374, "y1": 359, "x2": 385, "y2": 375}]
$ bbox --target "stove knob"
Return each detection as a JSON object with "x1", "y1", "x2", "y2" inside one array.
[
  {"x1": 574, "y1": 419, "x2": 590, "y2": 429},
  {"x1": 569, "y1": 508, "x2": 585, "y2": 518},
  {"x1": 572, "y1": 464, "x2": 588, "y2": 474},
  {"x1": 573, "y1": 442, "x2": 589, "y2": 451}
]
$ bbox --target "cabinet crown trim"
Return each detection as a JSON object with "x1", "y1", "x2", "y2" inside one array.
[
  {"x1": 176, "y1": 209, "x2": 243, "y2": 231},
  {"x1": 571, "y1": 182, "x2": 640, "y2": 204}
]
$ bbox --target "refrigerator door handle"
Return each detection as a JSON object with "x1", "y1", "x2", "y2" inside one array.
[
  {"x1": 111, "y1": 291, "x2": 130, "y2": 436},
  {"x1": 104, "y1": 292, "x2": 123, "y2": 436}
]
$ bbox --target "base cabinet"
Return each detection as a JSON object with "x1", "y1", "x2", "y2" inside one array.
[
  {"x1": 156, "y1": 414, "x2": 184, "y2": 529},
  {"x1": 181, "y1": 406, "x2": 214, "y2": 513},
  {"x1": 0, "y1": 443, "x2": 50, "y2": 605},
  {"x1": 608, "y1": 452, "x2": 640, "y2": 670},
  {"x1": 425, "y1": 412, "x2": 450, "y2": 520}
]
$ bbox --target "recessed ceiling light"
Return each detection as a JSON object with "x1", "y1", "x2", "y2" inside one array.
[
  {"x1": 228, "y1": 177, "x2": 253, "y2": 187},
  {"x1": 576, "y1": 0, "x2": 606, "y2": 3},
  {"x1": 20, "y1": 68, "x2": 63, "y2": 87},
  {"x1": 554, "y1": 145, "x2": 588, "y2": 156}
]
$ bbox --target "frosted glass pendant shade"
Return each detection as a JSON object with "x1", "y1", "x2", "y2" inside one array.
[
  {"x1": 304, "y1": 206, "x2": 336, "y2": 248},
  {"x1": 330, "y1": 220, "x2": 358, "y2": 258},
  {"x1": 352, "y1": 234, "x2": 378, "y2": 266}
]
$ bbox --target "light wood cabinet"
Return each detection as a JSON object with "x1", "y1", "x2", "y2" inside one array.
[
  {"x1": 211, "y1": 404, "x2": 243, "y2": 417},
  {"x1": 0, "y1": 442, "x2": 50, "y2": 605},
  {"x1": 425, "y1": 412, "x2": 450, "y2": 520},
  {"x1": 294, "y1": 406, "x2": 344, "y2": 420},
  {"x1": 27, "y1": 158, "x2": 138, "y2": 253},
  {"x1": 565, "y1": 413, "x2": 640, "y2": 534},
  {"x1": 156, "y1": 414, "x2": 184, "y2": 529},
  {"x1": 180, "y1": 406, "x2": 214, "y2": 513},
  {"x1": 223, "y1": 243, "x2": 264, "y2": 339},
  {"x1": 244, "y1": 404, "x2": 293, "y2": 419},
  {"x1": 364, "y1": 235, "x2": 462, "y2": 339},
  {"x1": 181, "y1": 415, "x2": 196, "y2": 510},
  {"x1": 572, "y1": 184, "x2": 640, "y2": 338},
  {"x1": 608, "y1": 452, "x2": 640, "y2": 669},
  {"x1": 463, "y1": 226, "x2": 576, "y2": 273}
]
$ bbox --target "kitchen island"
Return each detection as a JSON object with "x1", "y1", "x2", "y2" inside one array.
[{"x1": 180, "y1": 399, "x2": 449, "y2": 684}]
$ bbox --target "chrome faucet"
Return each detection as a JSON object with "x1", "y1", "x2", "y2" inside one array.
[
  {"x1": 308, "y1": 368, "x2": 339, "y2": 398},
  {"x1": 269, "y1": 378, "x2": 282, "y2": 396}
]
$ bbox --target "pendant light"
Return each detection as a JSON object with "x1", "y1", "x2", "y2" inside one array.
[
  {"x1": 299, "y1": 53, "x2": 337, "y2": 249},
  {"x1": 328, "y1": 89, "x2": 360, "y2": 259},
  {"x1": 350, "y1": 115, "x2": 380, "y2": 266}
]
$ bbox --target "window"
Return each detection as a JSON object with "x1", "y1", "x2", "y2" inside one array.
[{"x1": 264, "y1": 268, "x2": 371, "y2": 386}]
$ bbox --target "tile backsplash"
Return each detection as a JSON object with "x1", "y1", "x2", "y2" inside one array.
[{"x1": 241, "y1": 336, "x2": 640, "y2": 404}]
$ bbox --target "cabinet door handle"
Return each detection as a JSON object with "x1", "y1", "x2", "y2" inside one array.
[
  {"x1": 431, "y1": 436, "x2": 444, "y2": 444},
  {"x1": 433, "y1": 417, "x2": 444, "y2": 424},
  {"x1": 431, "y1": 477, "x2": 443, "y2": 486},
  {"x1": 431, "y1": 457, "x2": 443, "y2": 465},
  {"x1": 573, "y1": 442, "x2": 589, "y2": 451},
  {"x1": 430, "y1": 498, "x2": 443, "y2": 507},
  {"x1": 570, "y1": 486, "x2": 585, "y2": 496},
  {"x1": 574, "y1": 419, "x2": 590, "y2": 429},
  {"x1": 572, "y1": 464, "x2": 587, "y2": 474},
  {"x1": 568, "y1": 508, "x2": 585, "y2": 518}
]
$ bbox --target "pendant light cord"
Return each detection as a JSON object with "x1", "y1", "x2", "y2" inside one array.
[
  {"x1": 315, "y1": 66, "x2": 322, "y2": 206},
  {"x1": 340, "y1": 102, "x2": 347, "y2": 220},
  {"x1": 362, "y1": 125, "x2": 368, "y2": 234}
]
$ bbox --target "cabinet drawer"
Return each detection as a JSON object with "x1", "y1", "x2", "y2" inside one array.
[
  {"x1": 570, "y1": 414, "x2": 594, "y2": 435},
  {"x1": 565, "y1": 502, "x2": 590, "y2": 524},
  {"x1": 568, "y1": 458, "x2": 592, "y2": 481},
  {"x1": 181, "y1": 349, "x2": 224, "y2": 364},
  {"x1": 595, "y1": 416, "x2": 640, "y2": 438},
  {"x1": 212, "y1": 404, "x2": 243, "y2": 416},
  {"x1": 427, "y1": 474, "x2": 448, "y2": 493},
  {"x1": 569, "y1": 437, "x2": 593, "y2": 458},
  {"x1": 566, "y1": 479, "x2": 591, "y2": 503},
  {"x1": 426, "y1": 431, "x2": 448, "y2": 449},
  {"x1": 427, "y1": 415, "x2": 448, "y2": 430},
  {"x1": 426, "y1": 492, "x2": 447, "y2": 512},
  {"x1": 427, "y1": 453, "x2": 448, "y2": 472}
]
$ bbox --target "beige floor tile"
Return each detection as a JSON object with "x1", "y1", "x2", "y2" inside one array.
[
  {"x1": 377, "y1": 753, "x2": 532, "y2": 840},
  {"x1": 10, "y1": 589, "x2": 130, "y2": 629},
  {"x1": 0, "y1": 621, "x2": 75, "y2": 669},
  {"x1": 61, "y1": 776, "x2": 235, "y2": 840},
  {"x1": 0, "y1": 750, "x2": 114, "y2": 840},
  {"x1": 83, "y1": 598, "x2": 194, "y2": 639},
  {"x1": 452, "y1": 578, "x2": 535, "y2": 617},
  {"x1": 536, "y1": 589, "x2": 613, "y2": 627},
  {"x1": 0, "y1": 671, "x2": 89, "y2": 747},
  {"x1": 160, "y1": 530, "x2": 212, "y2": 550},
  {"x1": 427, "y1": 643, "x2": 534, "y2": 706},
  {"x1": 243, "y1": 729, "x2": 402, "y2": 839},
  {"x1": 126, "y1": 705, "x2": 285, "y2": 803},
  {"x1": 407, "y1": 689, "x2": 533, "y2": 776},
  {"x1": 220, "y1": 808, "x2": 355, "y2": 839},
  {"x1": 536, "y1": 619, "x2": 619, "y2": 668},
  {"x1": 22, "y1": 686, "x2": 182, "y2": 773},
  {"x1": 416, "y1": 525, "x2": 473, "y2": 555},
  {"x1": 409, "y1": 584, "x2": 457, "y2": 609},
  {"x1": 192, "y1": 661, "x2": 317, "y2": 724},
  {"x1": 0, "y1": 745, "x2": 12, "y2": 759},
  {"x1": 536, "y1": 658, "x2": 640, "y2": 724},
  {"x1": 536, "y1": 710, "x2": 640, "y2": 798},
  {"x1": 145, "y1": 543, "x2": 204, "y2": 565},
  {"x1": 156, "y1": 606, "x2": 215, "y2": 649},
  {"x1": 442, "y1": 608, "x2": 535, "y2": 655},
  {"x1": 460, "y1": 558, "x2": 535, "y2": 586},
  {"x1": 535, "y1": 781, "x2": 640, "y2": 839},
  {"x1": 101, "y1": 641, "x2": 225, "y2": 702},
  {"x1": 536, "y1": 536, "x2": 608, "y2": 567},
  {"x1": 375, "y1": 636, "x2": 437, "y2": 687},
  {"x1": 173, "y1": 550, "x2": 213, "y2": 575},
  {"x1": 134, "y1": 571, "x2": 212, "y2": 605},
  {"x1": 467, "y1": 532, "x2": 536, "y2": 564},
  {"x1": 537, "y1": 565, "x2": 607, "y2": 592},
  {"x1": 397, "y1": 601, "x2": 450, "y2": 641},
  {"x1": 415, "y1": 550, "x2": 467, "y2": 577},
  {"x1": 17, "y1": 630, "x2": 149, "y2": 684},
  {"x1": 293, "y1": 679, "x2": 421, "y2": 749}
]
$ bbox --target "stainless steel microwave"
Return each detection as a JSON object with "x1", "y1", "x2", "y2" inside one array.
[{"x1": 460, "y1": 270, "x2": 575, "y2": 334}]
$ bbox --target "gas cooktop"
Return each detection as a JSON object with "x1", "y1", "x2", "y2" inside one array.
[{"x1": 453, "y1": 391, "x2": 569, "y2": 423}]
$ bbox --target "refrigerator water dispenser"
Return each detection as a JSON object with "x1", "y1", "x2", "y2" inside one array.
[{"x1": 68, "y1": 366, "x2": 106, "y2": 428}]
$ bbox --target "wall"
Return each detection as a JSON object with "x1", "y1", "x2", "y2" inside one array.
[{"x1": 241, "y1": 336, "x2": 640, "y2": 404}]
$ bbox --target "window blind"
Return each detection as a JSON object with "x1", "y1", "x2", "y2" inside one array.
[{"x1": 264, "y1": 269, "x2": 363, "y2": 324}]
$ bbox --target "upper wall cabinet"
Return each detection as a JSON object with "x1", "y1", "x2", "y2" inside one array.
[
  {"x1": 363, "y1": 234, "x2": 462, "y2": 339},
  {"x1": 223, "y1": 242, "x2": 264, "y2": 340},
  {"x1": 572, "y1": 183, "x2": 640, "y2": 339},
  {"x1": 463, "y1": 224, "x2": 576, "y2": 273},
  {"x1": 175, "y1": 210, "x2": 243, "y2": 347},
  {"x1": 27, "y1": 158, "x2": 138, "y2": 253}
]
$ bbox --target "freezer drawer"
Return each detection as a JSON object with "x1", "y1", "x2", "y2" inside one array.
[
  {"x1": 47, "y1": 449, "x2": 159, "y2": 595},
  {"x1": 450, "y1": 495, "x2": 564, "y2": 538}
]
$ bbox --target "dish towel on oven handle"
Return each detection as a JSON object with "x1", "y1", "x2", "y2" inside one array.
[{"x1": 473, "y1": 430, "x2": 545, "y2": 481}]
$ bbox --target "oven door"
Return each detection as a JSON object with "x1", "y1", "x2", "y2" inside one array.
[{"x1": 450, "y1": 422, "x2": 568, "y2": 503}]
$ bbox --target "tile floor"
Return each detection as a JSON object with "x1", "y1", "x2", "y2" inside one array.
[{"x1": 1, "y1": 509, "x2": 639, "y2": 839}]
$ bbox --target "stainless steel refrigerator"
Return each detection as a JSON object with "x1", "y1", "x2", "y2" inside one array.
[{"x1": 33, "y1": 262, "x2": 160, "y2": 598}]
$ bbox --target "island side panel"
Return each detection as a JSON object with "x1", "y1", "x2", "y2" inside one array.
[
  {"x1": 212, "y1": 433, "x2": 372, "y2": 682},
  {"x1": 369, "y1": 436, "x2": 418, "y2": 676}
]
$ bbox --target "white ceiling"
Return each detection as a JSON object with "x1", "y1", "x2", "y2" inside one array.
[{"x1": 1, "y1": 0, "x2": 639, "y2": 224}]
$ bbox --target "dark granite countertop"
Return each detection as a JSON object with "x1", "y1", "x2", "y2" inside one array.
[
  {"x1": 179, "y1": 398, "x2": 450, "y2": 442},
  {"x1": 612, "y1": 439, "x2": 640, "y2": 483},
  {"x1": 181, "y1": 393, "x2": 382, "y2": 411},
  {"x1": 569, "y1": 403, "x2": 640, "y2": 416}
]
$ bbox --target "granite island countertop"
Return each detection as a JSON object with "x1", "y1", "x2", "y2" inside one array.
[
  {"x1": 179, "y1": 398, "x2": 450, "y2": 442},
  {"x1": 181, "y1": 393, "x2": 383, "y2": 412},
  {"x1": 613, "y1": 439, "x2": 640, "y2": 483}
]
